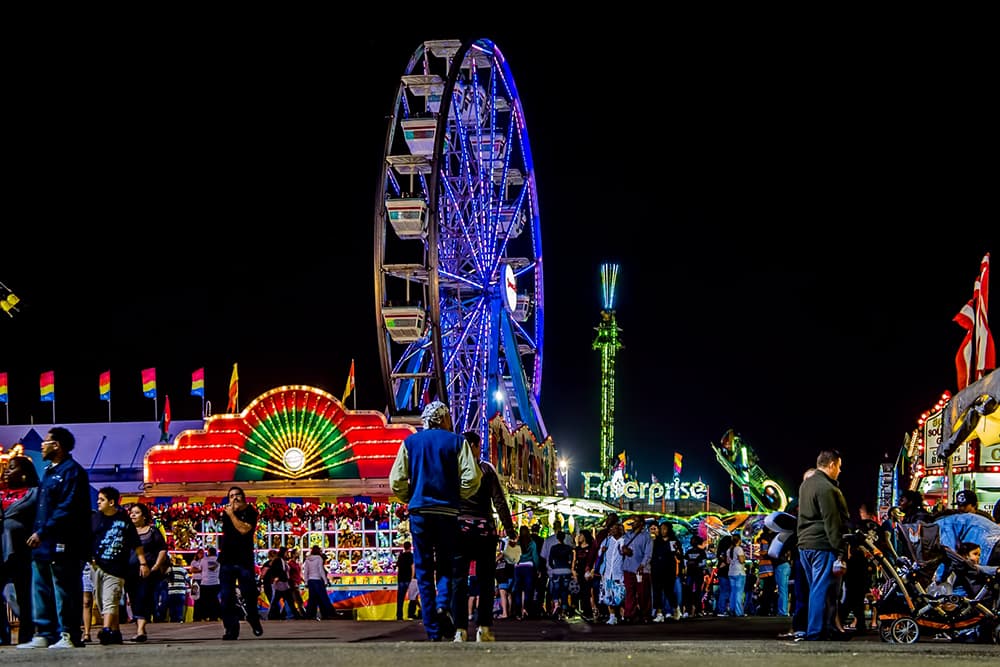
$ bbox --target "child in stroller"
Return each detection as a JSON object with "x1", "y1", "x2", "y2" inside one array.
[
  {"x1": 934, "y1": 542, "x2": 997, "y2": 608},
  {"x1": 851, "y1": 516, "x2": 999, "y2": 644}
]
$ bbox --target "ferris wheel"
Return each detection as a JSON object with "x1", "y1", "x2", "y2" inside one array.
[{"x1": 374, "y1": 38, "x2": 546, "y2": 447}]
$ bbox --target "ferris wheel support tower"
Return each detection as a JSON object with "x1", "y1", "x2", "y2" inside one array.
[{"x1": 592, "y1": 264, "x2": 623, "y2": 479}]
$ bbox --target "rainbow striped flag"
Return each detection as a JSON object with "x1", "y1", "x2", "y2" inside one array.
[
  {"x1": 191, "y1": 368, "x2": 205, "y2": 397},
  {"x1": 99, "y1": 370, "x2": 111, "y2": 401},
  {"x1": 141, "y1": 368, "x2": 157, "y2": 399},
  {"x1": 40, "y1": 370, "x2": 55, "y2": 402},
  {"x1": 0, "y1": 371, "x2": 8, "y2": 404}
]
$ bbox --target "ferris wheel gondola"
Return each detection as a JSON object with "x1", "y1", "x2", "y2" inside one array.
[{"x1": 374, "y1": 38, "x2": 546, "y2": 449}]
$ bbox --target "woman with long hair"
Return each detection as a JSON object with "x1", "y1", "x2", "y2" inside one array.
[{"x1": 125, "y1": 503, "x2": 168, "y2": 642}]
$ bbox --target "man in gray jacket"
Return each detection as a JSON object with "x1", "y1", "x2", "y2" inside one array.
[{"x1": 795, "y1": 449, "x2": 849, "y2": 642}]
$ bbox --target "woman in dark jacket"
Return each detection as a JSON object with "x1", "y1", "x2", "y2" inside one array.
[
  {"x1": 650, "y1": 522, "x2": 680, "y2": 622},
  {"x1": 1, "y1": 456, "x2": 40, "y2": 645}
]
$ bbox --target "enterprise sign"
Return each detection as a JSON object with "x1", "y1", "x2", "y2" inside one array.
[{"x1": 581, "y1": 471, "x2": 708, "y2": 504}]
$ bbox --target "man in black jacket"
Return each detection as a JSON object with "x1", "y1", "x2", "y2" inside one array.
[
  {"x1": 796, "y1": 450, "x2": 850, "y2": 642},
  {"x1": 451, "y1": 431, "x2": 517, "y2": 642}
]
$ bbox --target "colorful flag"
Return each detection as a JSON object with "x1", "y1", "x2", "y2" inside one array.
[
  {"x1": 0, "y1": 371, "x2": 8, "y2": 404},
  {"x1": 674, "y1": 452, "x2": 683, "y2": 477},
  {"x1": 141, "y1": 368, "x2": 157, "y2": 399},
  {"x1": 99, "y1": 370, "x2": 111, "y2": 401},
  {"x1": 342, "y1": 359, "x2": 355, "y2": 403},
  {"x1": 227, "y1": 363, "x2": 239, "y2": 412},
  {"x1": 40, "y1": 370, "x2": 55, "y2": 402},
  {"x1": 191, "y1": 368, "x2": 205, "y2": 397},
  {"x1": 954, "y1": 252, "x2": 996, "y2": 390},
  {"x1": 159, "y1": 395, "x2": 172, "y2": 442}
]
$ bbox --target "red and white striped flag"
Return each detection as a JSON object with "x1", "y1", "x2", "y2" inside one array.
[{"x1": 954, "y1": 252, "x2": 996, "y2": 390}]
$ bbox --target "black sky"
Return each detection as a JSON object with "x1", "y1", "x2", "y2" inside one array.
[{"x1": 2, "y1": 23, "x2": 996, "y2": 511}]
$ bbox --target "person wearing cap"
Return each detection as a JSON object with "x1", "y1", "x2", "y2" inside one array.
[
  {"x1": 933, "y1": 505, "x2": 1000, "y2": 568},
  {"x1": 389, "y1": 400, "x2": 482, "y2": 642},
  {"x1": 619, "y1": 515, "x2": 653, "y2": 623},
  {"x1": 954, "y1": 489, "x2": 994, "y2": 522}
]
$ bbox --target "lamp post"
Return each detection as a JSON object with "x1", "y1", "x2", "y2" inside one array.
[{"x1": 558, "y1": 458, "x2": 569, "y2": 497}]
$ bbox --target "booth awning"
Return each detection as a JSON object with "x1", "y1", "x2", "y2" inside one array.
[{"x1": 510, "y1": 493, "x2": 621, "y2": 518}]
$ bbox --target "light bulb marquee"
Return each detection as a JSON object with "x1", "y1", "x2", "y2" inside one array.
[{"x1": 144, "y1": 385, "x2": 416, "y2": 484}]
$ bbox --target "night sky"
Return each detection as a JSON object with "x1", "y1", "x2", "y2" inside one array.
[{"x1": 2, "y1": 25, "x2": 995, "y2": 511}]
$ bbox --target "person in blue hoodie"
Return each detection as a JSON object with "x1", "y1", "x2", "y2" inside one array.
[{"x1": 389, "y1": 401, "x2": 481, "y2": 641}]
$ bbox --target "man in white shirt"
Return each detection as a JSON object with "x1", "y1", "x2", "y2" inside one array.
[{"x1": 538, "y1": 519, "x2": 563, "y2": 615}]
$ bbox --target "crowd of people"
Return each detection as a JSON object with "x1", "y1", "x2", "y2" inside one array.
[
  {"x1": 392, "y1": 436, "x2": 1000, "y2": 644},
  {"x1": 0, "y1": 427, "x2": 308, "y2": 649},
  {"x1": 3, "y1": 423, "x2": 998, "y2": 648}
]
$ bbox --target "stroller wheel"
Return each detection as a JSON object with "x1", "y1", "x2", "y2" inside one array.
[
  {"x1": 891, "y1": 617, "x2": 920, "y2": 644},
  {"x1": 878, "y1": 621, "x2": 894, "y2": 643}
]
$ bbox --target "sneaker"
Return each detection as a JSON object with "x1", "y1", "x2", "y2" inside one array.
[
  {"x1": 17, "y1": 636, "x2": 50, "y2": 649},
  {"x1": 682, "y1": 612, "x2": 690, "y2": 619},
  {"x1": 476, "y1": 627, "x2": 495, "y2": 642},
  {"x1": 653, "y1": 613, "x2": 665, "y2": 623},
  {"x1": 606, "y1": 615, "x2": 618, "y2": 626},
  {"x1": 453, "y1": 629, "x2": 467, "y2": 642},
  {"x1": 48, "y1": 633, "x2": 76, "y2": 650},
  {"x1": 672, "y1": 609, "x2": 682, "y2": 621}
]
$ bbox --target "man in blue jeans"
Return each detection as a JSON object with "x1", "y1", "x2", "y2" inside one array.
[
  {"x1": 17, "y1": 427, "x2": 92, "y2": 650},
  {"x1": 389, "y1": 401, "x2": 481, "y2": 641},
  {"x1": 796, "y1": 450, "x2": 850, "y2": 641}
]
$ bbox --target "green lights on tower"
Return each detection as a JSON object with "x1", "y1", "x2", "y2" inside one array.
[{"x1": 593, "y1": 263, "x2": 623, "y2": 479}]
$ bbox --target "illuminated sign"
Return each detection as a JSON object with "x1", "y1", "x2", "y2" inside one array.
[
  {"x1": 924, "y1": 409, "x2": 968, "y2": 468},
  {"x1": 581, "y1": 471, "x2": 708, "y2": 504}
]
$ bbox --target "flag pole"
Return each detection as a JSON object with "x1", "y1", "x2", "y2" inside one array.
[
  {"x1": 52, "y1": 396, "x2": 55, "y2": 423},
  {"x1": 107, "y1": 397, "x2": 111, "y2": 423},
  {"x1": 153, "y1": 396, "x2": 158, "y2": 422}
]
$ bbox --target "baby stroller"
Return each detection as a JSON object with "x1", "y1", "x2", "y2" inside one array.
[{"x1": 851, "y1": 517, "x2": 999, "y2": 644}]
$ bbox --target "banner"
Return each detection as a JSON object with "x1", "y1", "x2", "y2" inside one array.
[
  {"x1": 227, "y1": 363, "x2": 238, "y2": 412},
  {"x1": 191, "y1": 368, "x2": 205, "y2": 397},
  {"x1": 40, "y1": 370, "x2": 55, "y2": 402},
  {"x1": 142, "y1": 368, "x2": 157, "y2": 399},
  {"x1": 99, "y1": 370, "x2": 111, "y2": 401}
]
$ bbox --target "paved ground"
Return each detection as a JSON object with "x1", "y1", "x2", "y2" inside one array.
[{"x1": 2, "y1": 616, "x2": 997, "y2": 666}]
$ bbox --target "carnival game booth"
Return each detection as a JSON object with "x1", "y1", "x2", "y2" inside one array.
[
  {"x1": 140, "y1": 385, "x2": 562, "y2": 620},
  {"x1": 906, "y1": 370, "x2": 1000, "y2": 518},
  {"x1": 140, "y1": 385, "x2": 417, "y2": 620}
]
